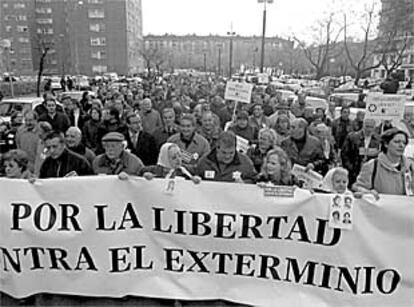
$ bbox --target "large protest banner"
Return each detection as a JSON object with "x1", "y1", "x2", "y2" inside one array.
[{"x1": 1, "y1": 176, "x2": 413, "y2": 307}]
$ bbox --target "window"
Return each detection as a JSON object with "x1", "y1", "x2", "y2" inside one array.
[
  {"x1": 37, "y1": 28, "x2": 54, "y2": 34},
  {"x1": 88, "y1": 0, "x2": 104, "y2": 3},
  {"x1": 92, "y1": 65, "x2": 107, "y2": 73},
  {"x1": 17, "y1": 26, "x2": 28, "y2": 32},
  {"x1": 88, "y1": 9, "x2": 105, "y2": 18},
  {"x1": 18, "y1": 15, "x2": 27, "y2": 21},
  {"x1": 89, "y1": 23, "x2": 105, "y2": 32},
  {"x1": 35, "y1": 8, "x2": 52, "y2": 14},
  {"x1": 36, "y1": 18, "x2": 53, "y2": 24},
  {"x1": 91, "y1": 50, "x2": 107, "y2": 59},
  {"x1": 3, "y1": 3, "x2": 8, "y2": 8},
  {"x1": 5, "y1": 26, "x2": 12, "y2": 32},
  {"x1": 19, "y1": 48, "x2": 30, "y2": 54},
  {"x1": 14, "y1": 3, "x2": 26, "y2": 9},
  {"x1": 90, "y1": 37, "x2": 106, "y2": 46}
]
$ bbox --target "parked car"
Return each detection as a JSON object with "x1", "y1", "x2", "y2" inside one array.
[
  {"x1": 57, "y1": 91, "x2": 96, "y2": 103},
  {"x1": 0, "y1": 97, "x2": 43, "y2": 123}
]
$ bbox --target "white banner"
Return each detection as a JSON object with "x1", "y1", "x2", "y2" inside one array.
[
  {"x1": 365, "y1": 93, "x2": 406, "y2": 124},
  {"x1": 224, "y1": 81, "x2": 253, "y2": 103},
  {"x1": 1, "y1": 177, "x2": 414, "y2": 306}
]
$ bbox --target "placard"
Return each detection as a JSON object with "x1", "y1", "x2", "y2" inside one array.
[{"x1": 224, "y1": 81, "x2": 253, "y2": 104}]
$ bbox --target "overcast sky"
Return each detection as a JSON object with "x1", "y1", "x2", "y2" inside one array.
[{"x1": 142, "y1": 0, "x2": 380, "y2": 42}]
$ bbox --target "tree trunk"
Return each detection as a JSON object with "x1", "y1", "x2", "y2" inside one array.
[{"x1": 36, "y1": 54, "x2": 46, "y2": 97}]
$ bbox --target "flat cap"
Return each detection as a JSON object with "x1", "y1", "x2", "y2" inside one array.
[{"x1": 102, "y1": 132, "x2": 125, "y2": 142}]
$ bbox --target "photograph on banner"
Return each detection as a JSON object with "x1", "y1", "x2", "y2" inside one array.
[
  {"x1": 328, "y1": 194, "x2": 354, "y2": 230},
  {"x1": 291, "y1": 164, "x2": 323, "y2": 189},
  {"x1": 236, "y1": 135, "x2": 250, "y2": 154},
  {"x1": 224, "y1": 81, "x2": 253, "y2": 104},
  {"x1": 365, "y1": 93, "x2": 406, "y2": 125}
]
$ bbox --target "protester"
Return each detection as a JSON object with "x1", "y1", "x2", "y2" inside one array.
[
  {"x1": 255, "y1": 147, "x2": 298, "y2": 186},
  {"x1": 15, "y1": 111, "x2": 39, "y2": 172},
  {"x1": 2, "y1": 149, "x2": 33, "y2": 179},
  {"x1": 140, "y1": 142, "x2": 201, "y2": 184},
  {"x1": 123, "y1": 112, "x2": 158, "y2": 166},
  {"x1": 228, "y1": 110, "x2": 258, "y2": 144},
  {"x1": 194, "y1": 131, "x2": 257, "y2": 183},
  {"x1": 65, "y1": 126, "x2": 96, "y2": 166},
  {"x1": 352, "y1": 110, "x2": 365, "y2": 132},
  {"x1": 39, "y1": 131, "x2": 93, "y2": 178},
  {"x1": 322, "y1": 167, "x2": 350, "y2": 194},
  {"x1": 93, "y1": 132, "x2": 144, "y2": 175},
  {"x1": 139, "y1": 98, "x2": 163, "y2": 134},
  {"x1": 313, "y1": 123, "x2": 337, "y2": 175},
  {"x1": 39, "y1": 98, "x2": 70, "y2": 133},
  {"x1": 33, "y1": 121, "x2": 53, "y2": 177},
  {"x1": 247, "y1": 128, "x2": 276, "y2": 172},
  {"x1": 271, "y1": 114, "x2": 290, "y2": 145},
  {"x1": 280, "y1": 118, "x2": 325, "y2": 174},
  {"x1": 96, "y1": 107, "x2": 128, "y2": 153},
  {"x1": 249, "y1": 103, "x2": 269, "y2": 130},
  {"x1": 152, "y1": 107, "x2": 179, "y2": 149},
  {"x1": 167, "y1": 114, "x2": 210, "y2": 165},
  {"x1": 198, "y1": 111, "x2": 222, "y2": 149},
  {"x1": 83, "y1": 107, "x2": 102, "y2": 153},
  {"x1": 353, "y1": 128, "x2": 414, "y2": 196},
  {"x1": 380, "y1": 72, "x2": 399, "y2": 94},
  {"x1": 331, "y1": 106, "x2": 353, "y2": 152},
  {"x1": 341, "y1": 119, "x2": 381, "y2": 186}
]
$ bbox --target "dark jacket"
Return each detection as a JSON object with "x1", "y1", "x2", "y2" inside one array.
[
  {"x1": 152, "y1": 125, "x2": 179, "y2": 149},
  {"x1": 281, "y1": 134, "x2": 325, "y2": 173},
  {"x1": 83, "y1": 118, "x2": 101, "y2": 152},
  {"x1": 123, "y1": 130, "x2": 158, "y2": 166},
  {"x1": 39, "y1": 112, "x2": 71, "y2": 133},
  {"x1": 229, "y1": 124, "x2": 258, "y2": 144},
  {"x1": 194, "y1": 148, "x2": 257, "y2": 183},
  {"x1": 93, "y1": 150, "x2": 144, "y2": 175},
  {"x1": 39, "y1": 148, "x2": 93, "y2": 178},
  {"x1": 247, "y1": 146, "x2": 272, "y2": 172},
  {"x1": 341, "y1": 130, "x2": 381, "y2": 185},
  {"x1": 332, "y1": 117, "x2": 353, "y2": 150}
]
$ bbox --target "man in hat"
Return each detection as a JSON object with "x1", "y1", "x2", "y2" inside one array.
[
  {"x1": 92, "y1": 132, "x2": 144, "y2": 175},
  {"x1": 39, "y1": 131, "x2": 93, "y2": 178}
]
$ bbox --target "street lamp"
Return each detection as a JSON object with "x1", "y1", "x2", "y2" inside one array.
[
  {"x1": 227, "y1": 30, "x2": 236, "y2": 78},
  {"x1": 216, "y1": 43, "x2": 223, "y2": 76},
  {"x1": 258, "y1": 0, "x2": 273, "y2": 73}
]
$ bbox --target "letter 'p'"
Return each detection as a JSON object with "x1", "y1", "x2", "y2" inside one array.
[{"x1": 11, "y1": 203, "x2": 31, "y2": 231}]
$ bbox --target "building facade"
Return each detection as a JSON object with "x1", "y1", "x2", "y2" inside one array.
[
  {"x1": 0, "y1": 0, "x2": 144, "y2": 76},
  {"x1": 0, "y1": 0, "x2": 35, "y2": 75},
  {"x1": 144, "y1": 34, "x2": 296, "y2": 76},
  {"x1": 371, "y1": 0, "x2": 414, "y2": 80}
]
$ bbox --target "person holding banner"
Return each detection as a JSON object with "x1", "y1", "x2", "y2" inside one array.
[
  {"x1": 194, "y1": 131, "x2": 257, "y2": 183},
  {"x1": 322, "y1": 167, "x2": 351, "y2": 194},
  {"x1": 140, "y1": 142, "x2": 201, "y2": 184},
  {"x1": 255, "y1": 147, "x2": 299, "y2": 186},
  {"x1": 354, "y1": 128, "x2": 414, "y2": 196},
  {"x1": 2, "y1": 149, "x2": 33, "y2": 179}
]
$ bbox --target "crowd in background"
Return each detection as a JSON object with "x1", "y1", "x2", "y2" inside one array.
[{"x1": 0, "y1": 72, "x2": 413, "y2": 197}]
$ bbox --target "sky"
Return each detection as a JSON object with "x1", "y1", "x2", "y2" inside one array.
[{"x1": 142, "y1": 0, "x2": 380, "y2": 42}]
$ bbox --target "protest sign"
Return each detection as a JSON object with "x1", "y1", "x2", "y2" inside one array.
[
  {"x1": 1, "y1": 177, "x2": 414, "y2": 306},
  {"x1": 365, "y1": 93, "x2": 406, "y2": 124},
  {"x1": 224, "y1": 81, "x2": 253, "y2": 104},
  {"x1": 291, "y1": 164, "x2": 324, "y2": 189},
  {"x1": 236, "y1": 135, "x2": 250, "y2": 153}
]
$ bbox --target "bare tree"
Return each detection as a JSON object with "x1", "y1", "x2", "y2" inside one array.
[
  {"x1": 294, "y1": 14, "x2": 343, "y2": 79},
  {"x1": 35, "y1": 36, "x2": 53, "y2": 97},
  {"x1": 140, "y1": 47, "x2": 166, "y2": 72},
  {"x1": 378, "y1": 32, "x2": 409, "y2": 77}
]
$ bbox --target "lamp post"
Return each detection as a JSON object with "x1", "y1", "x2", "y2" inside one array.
[
  {"x1": 203, "y1": 50, "x2": 207, "y2": 73},
  {"x1": 216, "y1": 43, "x2": 223, "y2": 76},
  {"x1": 227, "y1": 30, "x2": 236, "y2": 78},
  {"x1": 258, "y1": 0, "x2": 273, "y2": 73}
]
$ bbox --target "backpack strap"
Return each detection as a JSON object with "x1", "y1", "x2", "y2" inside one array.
[{"x1": 371, "y1": 158, "x2": 378, "y2": 189}]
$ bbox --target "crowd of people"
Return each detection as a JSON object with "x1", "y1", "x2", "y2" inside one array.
[{"x1": 0, "y1": 72, "x2": 413, "y2": 198}]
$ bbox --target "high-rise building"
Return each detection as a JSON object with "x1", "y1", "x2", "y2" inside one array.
[
  {"x1": 0, "y1": 0, "x2": 35, "y2": 75},
  {"x1": 0, "y1": 0, "x2": 144, "y2": 76}
]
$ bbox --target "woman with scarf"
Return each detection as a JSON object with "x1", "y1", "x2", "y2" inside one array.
[{"x1": 140, "y1": 142, "x2": 201, "y2": 184}]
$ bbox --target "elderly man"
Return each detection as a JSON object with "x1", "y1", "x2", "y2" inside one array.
[
  {"x1": 65, "y1": 126, "x2": 96, "y2": 166},
  {"x1": 281, "y1": 118, "x2": 325, "y2": 173},
  {"x1": 15, "y1": 111, "x2": 39, "y2": 172},
  {"x1": 194, "y1": 131, "x2": 257, "y2": 183},
  {"x1": 332, "y1": 106, "x2": 353, "y2": 151},
  {"x1": 123, "y1": 112, "x2": 158, "y2": 166},
  {"x1": 168, "y1": 114, "x2": 210, "y2": 165},
  {"x1": 39, "y1": 131, "x2": 93, "y2": 178},
  {"x1": 93, "y1": 132, "x2": 144, "y2": 175},
  {"x1": 198, "y1": 111, "x2": 222, "y2": 149},
  {"x1": 139, "y1": 98, "x2": 162, "y2": 134},
  {"x1": 341, "y1": 118, "x2": 381, "y2": 186}
]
